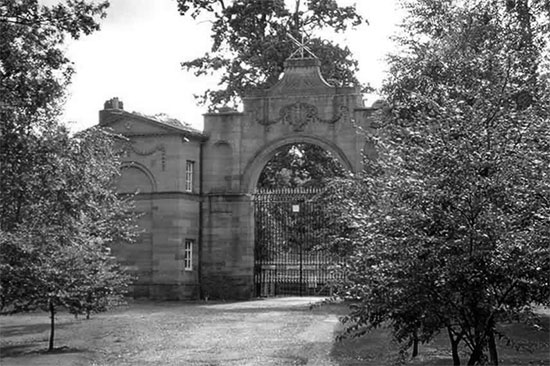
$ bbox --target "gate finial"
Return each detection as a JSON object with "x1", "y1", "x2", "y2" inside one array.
[{"x1": 287, "y1": 33, "x2": 317, "y2": 59}]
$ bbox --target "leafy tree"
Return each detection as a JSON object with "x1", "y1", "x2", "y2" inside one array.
[
  {"x1": 1, "y1": 0, "x2": 109, "y2": 228},
  {"x1": 1, "y1": 0, "x2": 138, "y2": 352},
  {"x1": 258, "y1": 143, "x2": 346, "y2": 189},
  {"x1": 177, "y1": 0, "x2": 366, "y2": 109},
  {"x1": 0, "y1": 125, "x2": 138, "y2": 351},
  {"x1": 327, "y1": 0, "x2": 550, "y2": 365}
]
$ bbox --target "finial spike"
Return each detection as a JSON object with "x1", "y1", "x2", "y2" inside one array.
[{"x1": 287, "y1": 33, "x2": 317, "y2": 59}]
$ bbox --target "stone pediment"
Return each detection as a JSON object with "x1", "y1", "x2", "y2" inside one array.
[
  {"x1": 100, "y1": 109, "x2": 205, "y2": 139},
  {"x1": 267, "y1": 58, "x2": 334, "y2": 96},
  {"x1": 242, "y1": 57, "x2": 362, "y2": 133},
  {"x1": 108, "y1": 115, "x2": 174, "y2": 136}
]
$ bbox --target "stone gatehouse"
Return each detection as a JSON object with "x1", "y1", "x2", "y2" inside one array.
[{"x1": 101, "y1": 57, "x2": 378, "y2": 300}]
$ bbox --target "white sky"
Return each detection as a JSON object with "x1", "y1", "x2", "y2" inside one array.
[{"x1": 59, "y1": 0, "x2": 404, "y2": 132}]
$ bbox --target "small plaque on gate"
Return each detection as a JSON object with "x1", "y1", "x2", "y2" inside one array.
[{"x1": 292, "y1": 204, "x2": 300, "y2": 213}]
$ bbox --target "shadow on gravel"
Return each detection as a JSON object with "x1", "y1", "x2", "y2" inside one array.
[
  {"x1": 1, "y1": 323, "x2": 69, "y2": 338},
  {"x1": 1, "y1": 344, "x2": 86, "y2": 358},
  {"x1": 1, "y1": 344, "x2": 41, "y2": 357}
]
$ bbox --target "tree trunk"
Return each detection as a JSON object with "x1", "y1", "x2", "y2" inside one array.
[
  {"x1": 451, "y1": 340, "x2": 460, "y2": 366},
  {"x1": 292, "y1": 0, "x2": 301, "y2": 32},
  {"x1": 448, "y1": 328, "x2": 461, "y2": 366},
  {"x1": 48, "y1": 299, "x2": 55, "y2": 352},
  {"x1": 412, "y1": 329, "x2": 419, "y2": 358},
  {"x1": 467, "y1": 343, "x2": 484, "y2": 366},
  {"x1": 488, "y1": 328, "x2": 498, "y2": 365}
]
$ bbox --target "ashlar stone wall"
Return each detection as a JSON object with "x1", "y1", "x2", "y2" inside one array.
[{"x1": 101, "y1": 103, "x2": 206, "y2": 299}]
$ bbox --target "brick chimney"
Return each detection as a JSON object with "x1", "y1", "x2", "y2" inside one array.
[{"x1": 99, "y1": 97, "x2": 124, "y2": 125}]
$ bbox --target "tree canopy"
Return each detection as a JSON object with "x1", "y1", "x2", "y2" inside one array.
[
  {"x1": 257, "y1": 143, "x2": 346, "y2": 189},
  {"x1": 1, "y1": 0, "x2": 109, "y2": 228},
  {"x1": 177, "y1": 0, "x2": 366, "y2": 109},
  {"x1": 326, "y1": 0, "x2": 550, "y2": 365},
  {"x1": 1, "y1": 0, "x2": 138, "y2": 352},
  {"x1": 0, "y1": 0, "x2": 108, "y2": 120}
]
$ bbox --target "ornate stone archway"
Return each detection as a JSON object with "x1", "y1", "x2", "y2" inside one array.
[
  {"x1": 242, "y1": 134, "x2": 354, "y2": 193},
  {"x1": 200, "y1": 57, "x2": 378, "y2": 299}
]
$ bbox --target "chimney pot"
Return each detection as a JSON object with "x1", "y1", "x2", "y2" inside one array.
[{"x1": 104, "y1": 97, "x2": 124, "y2": 110}]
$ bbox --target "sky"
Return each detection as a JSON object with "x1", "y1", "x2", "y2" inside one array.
[{"x1": 59, "y1": 0, "x2": 404, "y2": 132}]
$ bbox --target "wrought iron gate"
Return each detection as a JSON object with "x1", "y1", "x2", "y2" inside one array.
[{"x1": 254, "y1": 188, "x2": 339, "y2": 297}]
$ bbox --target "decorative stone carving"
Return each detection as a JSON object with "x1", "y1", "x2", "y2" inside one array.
[
  {"x1": 129, "y1": 143, "x2": 165, "y2": 156},
  {"x1": 258, "y1": 102, "x2": 349, "y2": 132},
  {"x1": 129, "y1": 144, "x2": 166, "y2": 171},
  {"x1": 281, "y1": 102, "x2": 317, "y2": 131}
]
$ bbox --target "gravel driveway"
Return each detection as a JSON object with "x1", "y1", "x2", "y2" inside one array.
[{"x1": 1, "y1": 297, "x2": 341, "y2": 366}]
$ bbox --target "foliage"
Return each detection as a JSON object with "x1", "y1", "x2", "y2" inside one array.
[
  {"x1": 0, "y1": 126, "x2": 138, "y2": 350},
  {"x1": 177, "y1": 0, "x2": 366, "y2": 109},
  {"x1": 1, "y1": 0, "x2": 138, "y2": 352},
  {"x1": 0, "y1": 0, "x2": 108, "y2": 119},
  {"x1": 1, "y1": 0, "x2": 109, "y2": 227},
  {"x1": 326, "y1": 1, "x2": 550, "y2": 365},
  {"x1": 258, "y1": 143, "x2": 346, "y2": 189}
]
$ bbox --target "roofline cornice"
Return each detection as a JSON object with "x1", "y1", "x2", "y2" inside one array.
[{"x1": 99, "y1": 109, "x2": 207, "y2": 141}]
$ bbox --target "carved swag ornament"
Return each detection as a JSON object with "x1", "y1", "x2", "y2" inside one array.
[
  {"x1": 258, "y1": 102, "x2": 348, "y2": 132},
  {"x1": 126, "y1": 143, "x2": 166, "y2": 171}
]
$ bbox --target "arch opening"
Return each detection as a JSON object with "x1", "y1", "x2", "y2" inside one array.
[
  {"x1": 243, "y1": 135, "x2": 354, "y2": 193},
  {"x1": 252, "y1": 140, "x2": 346, "y2": 297},
  {"x1": 257, "y1": 143, "x2": 346, "y2": 190}
]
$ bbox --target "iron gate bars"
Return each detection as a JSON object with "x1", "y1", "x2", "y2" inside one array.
[{"x1": 253, "y1": 188, "x2": 340, "y2": 297}]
